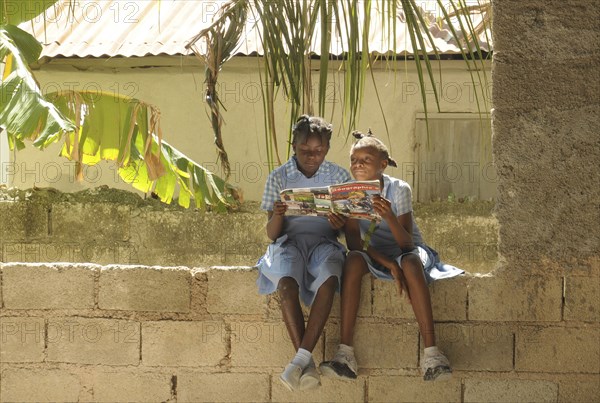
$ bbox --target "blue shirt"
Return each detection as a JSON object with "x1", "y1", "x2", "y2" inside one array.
[{"x1": 358, "y1": 174, "x2": 424, "y2": 257}]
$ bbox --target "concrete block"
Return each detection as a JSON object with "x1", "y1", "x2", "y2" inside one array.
[
  {"x1": 493, "y1": 0, "x2": 599, "y2": 61},
  {"x1": 0, "y1": 317, "x2": 45, "y2": 362},
  {"x1": 558, "y1": 377, "x2": 600, "y2": 403},
  {"x1": 468, "y1": 275, "x2": 562, "y2": 321},
  {"x1": 0, "y1": 368, "x2": 81, "y2": 402},
  {"x1": 369, "y1": 375, "x2": 462, "y2": 402},
  {"x1": 493, "y1": 61, "x2": 598, "y2": 111},
  {"x1": 131, "y1": 210, "x2": 268, "y2": 267},
  {"x1": 142, "y1": 321, "x2": 227, "y2": 367},
  {"x1": 330, "y1": 277, "x2": 372, "y2": 318},
  {"x1": 99, "y1": 266, "x2": 191, "y2": 312},
  {"x1": 464, "y1": 379, "x2": 558, "y2": 403},
  {"x1": 52, "y1": 202, "x2": 130, "y2": 242},
  {"x1": 564, "y1": 275, "x2": 599, "y2": 322},
  {"x1": 206, "y1": 268, "x2": 264, "y2": 315},
  {"x1": 272, "y1": 375, "x2": 365, "y2": 402},
  {"x1": 325, "y1": 322, "x2": 418, "y2": 369},
  {"x1": 516, "y1": 326, "x2": 599, "y2": 373},
  {"x1": 88, "y1": 371, "x2": 172, "y2": 403},
  {"x1": 428, "y1": 323, "x2": 513, "y2": 371},
  {"x1": 2, "y1": 263, "x2": 95, "y2": 309},
  {"x1": 46, "y1": 318, "x2": 140, "y2": 365},
  {"x1": 0, "y1": 201, "x2": 47, "y2": 242},
  {"x1": 231, "y1": 321, "x2": 323, "y2": 367},
  {"x1": 373, "y1": 276, "x2": 467, "y2": 321},
  {"x1": 177, "y1": 373, "x2": 269, "y2": 402}
]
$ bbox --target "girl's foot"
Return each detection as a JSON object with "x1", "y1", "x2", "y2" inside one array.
[
  {"x1": 421, "y1": 347, "x2": 452, "y2": 381},
  {"x1": 319, "y1": 344, "x2": 358, "y2": 380},
  {"x1": 280, "y1": 363, "x2": 303, "y2": 391},
  {"x1": 299, "y1": 363, "x2": 321, "y2": 390}
]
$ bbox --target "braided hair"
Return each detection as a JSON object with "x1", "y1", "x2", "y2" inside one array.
[
  {"x1": 351, "y1": 129, "x2": 398, "y2": 167},
  {"x1": 291, "y1": 115, "x2": 333, "y2": 146}
]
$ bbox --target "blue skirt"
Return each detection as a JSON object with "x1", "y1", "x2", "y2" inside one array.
[
  {"x1": 257, "y1": 233, "x2": 346, "y2": 306},
  {"x1": 354, "y1": 244, "x2": 464, "y2": 283}
]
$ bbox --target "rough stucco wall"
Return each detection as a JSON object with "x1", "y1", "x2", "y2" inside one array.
[{"x1": 492, "y1": 0, "x2": 600, "y2": 266}]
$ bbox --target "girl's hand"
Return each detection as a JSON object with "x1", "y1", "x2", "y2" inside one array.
[
  {"x1": 388, "y1": 261, "x2": 410, "y2": 302},
  {"x1": 327, "y1": 212, "x2": 347, "y2": 230},
  {"x1": 272, "y1": 201, "x2": 288, "y2": 216},
  {"x1": 372, "y1": 195, "x2": 395, "y2": 221}
]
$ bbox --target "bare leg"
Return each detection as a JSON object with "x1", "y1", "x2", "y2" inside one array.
[
  {"x1": 278, "y1": 277, "x2": 305, "y2": 350},
  {"x1": 300, "y1": 276, "x2": 338, "y2": 351},
  {"x1": 400, "y1": 254, "x2": 435, "y2": 347},
  {"x1": 340, "y1": 251, "x2": 370, "y2": 346}
]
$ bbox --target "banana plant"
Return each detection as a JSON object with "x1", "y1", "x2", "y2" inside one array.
[{"x1": 1, "y1": 1, "x2": 239, "y2": 211}]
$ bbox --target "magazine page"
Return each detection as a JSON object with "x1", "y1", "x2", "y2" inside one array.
[
  {"x1": 280, "y1": 187, "x2": 330, "y2": 216},
  {"x1": 329, "y1": 180, "x2": 381, "y2": 220}
]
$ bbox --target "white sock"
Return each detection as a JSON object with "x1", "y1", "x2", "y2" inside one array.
[
  {"x1": 339, "y1": 343, "x2": 354, "y2": 354},
  {"x1": 291, "y1": 348, "x2": 312, "y2": 369},
  {"x1": 424, "y1": 346, "x2": 439, "y2": 356}
]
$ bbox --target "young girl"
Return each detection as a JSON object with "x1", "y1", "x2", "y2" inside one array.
[
  {"x1": 320, "y1": 131, "x2": 463, "y2": 382},
  {"x1": 257, "y1": 115, "x2": 351, "y2": 391}
]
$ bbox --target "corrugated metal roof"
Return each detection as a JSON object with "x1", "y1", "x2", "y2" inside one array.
[{"x1": 19, "y1": 0, "x2": 492, "y2": 59}]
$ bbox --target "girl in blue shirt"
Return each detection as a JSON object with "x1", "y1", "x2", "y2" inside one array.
[
  {"x1": 320, "y1": 131, "x2": 463, "y2": 382},
  {"x1": 257, "y1": 115, "x2": 351, "y2": 391}
]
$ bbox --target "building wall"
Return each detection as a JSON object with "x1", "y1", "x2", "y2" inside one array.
[{"x1": 3, "y1": 57, "x2": 492, "y2": 202}]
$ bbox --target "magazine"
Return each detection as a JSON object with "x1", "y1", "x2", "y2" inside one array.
[{"x1": 280, "y1": 180, "x2": 381, "y2": 220}]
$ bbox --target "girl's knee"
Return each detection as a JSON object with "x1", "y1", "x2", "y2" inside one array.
[
  {"x1": 400, "y1": 254, "x2": 424, "y2": 275},
  {"x1": 320, "y1": 275, "x2": 338, "y2": 291},
  {"x1": 277, "y1": 277, "x2": 299, "y2": 299},
  {"x1": 344, "y1": 251, "x2": 369, "y2": 276}
]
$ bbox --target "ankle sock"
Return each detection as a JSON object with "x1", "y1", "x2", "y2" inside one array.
[
  {"x1": 339, "y1": 343, "x2": 354, "y2": 354},
  {"x1": 424, "y1": 346, "x2": 439, "y2": 356},
  {"x1": 291, "y1": 348, "x2": 312, "y2": 369}
]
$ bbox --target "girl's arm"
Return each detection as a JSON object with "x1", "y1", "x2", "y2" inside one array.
[
  {"x1": 266, "y1": 201, "x2": 287, "y2": 241},
  {"x1": 345, "y1": 218, "x2": 408, "y2": 296},
  {"x1": 345, "y1": 218, "x2": 398, "y2": 269},
  {"x1": 372, "y1": 196, "x2": 415, "y2": 250}
]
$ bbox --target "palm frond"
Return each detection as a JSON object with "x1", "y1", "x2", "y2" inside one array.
[{"x1": 186, "y1": 0, "x2": 249, "y2": 179}]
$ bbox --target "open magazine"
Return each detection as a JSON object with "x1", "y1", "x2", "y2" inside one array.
[{"x1": 280, "y1": 180, "x2": 381, "y2": 220}]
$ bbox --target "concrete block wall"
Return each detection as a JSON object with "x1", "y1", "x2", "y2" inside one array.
[{"x1": 1, "y1": 263, "x2": 598, "y2": 402}]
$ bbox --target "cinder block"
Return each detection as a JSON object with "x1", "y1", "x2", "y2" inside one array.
[
  {"x1": 52, "y1": 203, "x2": 130, "y2": 242},
  {"x1": 177, "y1": 373, "x2": 269, "y2": 402},
  {"x1": 131, "y1": 210, "x2": 268, "y2": 267},
  {"x1": 142, "y1": 321, "x2": 227, "y2": 367},
  {"x1": 373, "y1": 276, "x2": 467, "y2": 321},
  {"x1": 88, "y1": 371, "x2": 172, "y2": 403},
  {"x1": 330, "y1": 277, "x2": 372, "y2": 318},
  {"x1": 369, "y1": 375, "x2": 461, "y2": 402},
  {"x1": 516, "y1": 326, "x2": 599, "y2": 373},
  {"x1": 230, "y1": 321, "x2": 323, "y2": 367},
  {"x1": 272, "y1": 375, "x2": 365, "y2": 402},
  {"x1": 464, "y1": 379, "x2": 558, "y2": 403},
  {"x1": 0, "y1": 202, "x2": 47, "y2": 241},
  {"x1": 0, "y1": 368, "x2": 81, "y2": 402},
  {"x1": 493, "y1": 0, "x2": 598, "y2": 61},
  {"x1": 46, "y1": 318, "x2": 140, "y2": 365},
  {"x1": 427, "y1": 323, "x2": 513, "y2": 371},
  {"x1": 564, "y1": 276, "x2": 599, "y2": 322},
  {"x1": 468, "y1": 275, "x2": 562, "y2": 321},
  {"x1": 99, "y1": 266, "x2": 191, "y2": 312},
  {"x1": 493, "y1": 61, "x2": 597, "y2": 111},
  {"x1": 325, "y1": 322, "x2": 418, "y2": 369},
  {"x1": 558, "y1": 377, "x2": 600, "y2": 403},
  {"x1": 0, "y1": 317, "x2": 45, "y2": 362},
  {"x1": 2, "y1": 263, "x2": 95, "y2": 309},
  {"x1": 206, "y1": 268, "x2": 264, "y2": 315}
]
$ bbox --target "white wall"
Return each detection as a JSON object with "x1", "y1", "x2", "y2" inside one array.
[{"x1": 10, "y1": 56, "x2": 491, "y2": 201}]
